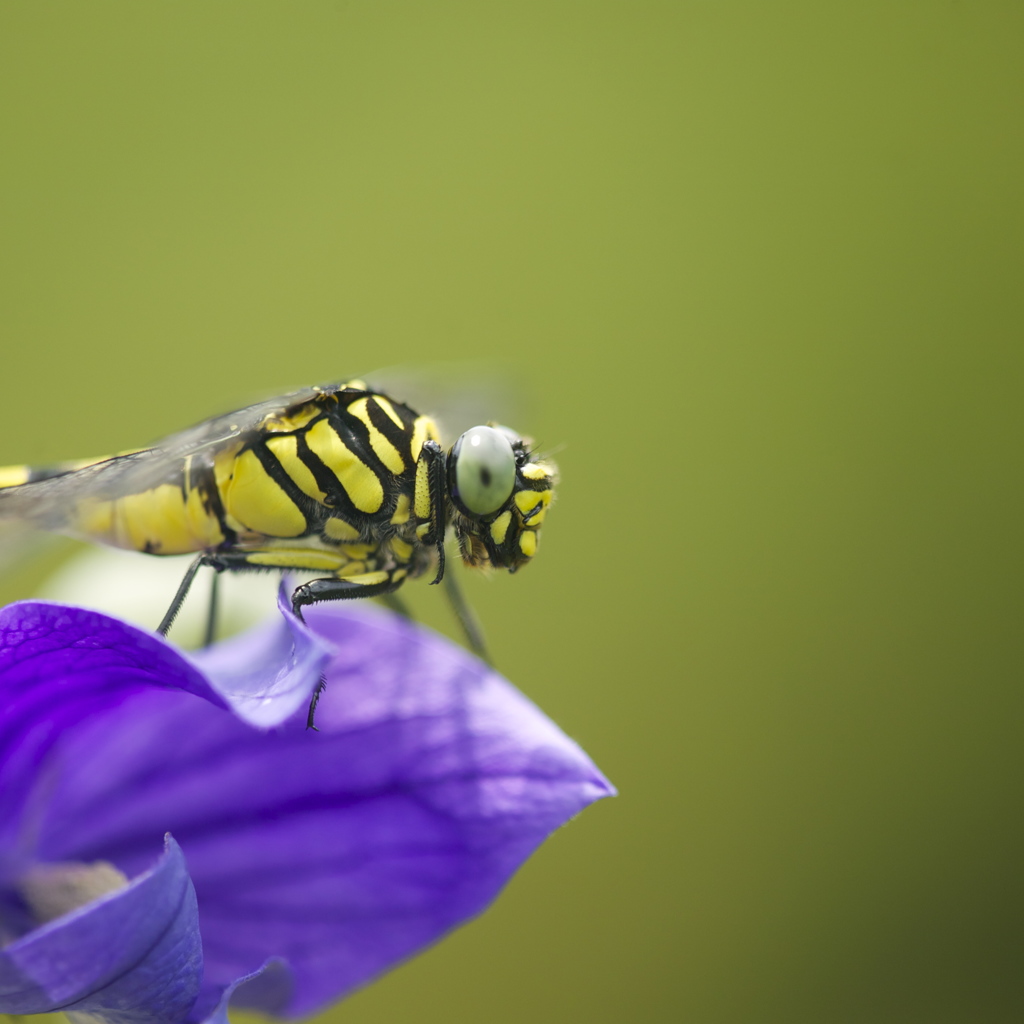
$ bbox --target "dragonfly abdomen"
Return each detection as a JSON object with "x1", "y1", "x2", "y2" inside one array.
[
  {"x1": 73, "y1": 455, "x2": 225, "y2": 555},
  {"x1": 0, "y1": 454, "x2": 224, "y2": 555}
]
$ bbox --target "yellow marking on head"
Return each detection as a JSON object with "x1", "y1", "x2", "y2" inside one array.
[
  {"x1": 0, "y1": 466, "x2": 30, "y2": 488},
  {"x1": 390, "y1": 537, "x2": 413, "y2": 562},
  {"x1": 245, "y1": 549, "x2": 347, "y2": 571},
  {"x1": 222, "y1": 449, "x2": 307, "y2": 537},
  {"x1": 414, "y1": 458, "x2": 432, "y2": 521},
  {"x1": 514, "y1": 490, "x2": 541, "y2": 514},
  {"x1": 514, "y1": 488, "x2": 550, "y2": 525},
  {"x1": 416, "y1": 522, "x2": 432, "y2": 541},
  {"x1": 409, "y1": 415, "x2": 439, "y2": 462},
  {"x1": 305, "y1": 418, "x2": 384, "y2": 514},
  {"x1": 348, "y1": 397, "x2": 405, "y2": 475},
  {"x1": 261, "y1": 403, "x2": 321, "y2": 434},
  {"x1": 266, "y1": 435, "x2": 327, "y2": 502},
  {"x1": 390, "y1": 492, "x2": 411, "y2": 525},
  {"x1": 490, "y1": 510, "x2": 512, "y2": 545},
  {"x1": 323, "y1": 516, "x2": 360, "y2": 542},
  {"x1": 373, "y1": 396, "x2": 406, "y2": 430},
  {"x1": 521, "y1": 462, "x2": 552, "y2": 482},
  {"x1": 518, "y1": 530, "x2": 538, "y2": 558},
  {"x1": 342, "y1": 378, "x2": 368, "y2": 391}
]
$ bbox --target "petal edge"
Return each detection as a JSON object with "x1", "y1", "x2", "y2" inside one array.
[{"x1": 0, "y1": 835, "x2": 201, "y2": 1024}]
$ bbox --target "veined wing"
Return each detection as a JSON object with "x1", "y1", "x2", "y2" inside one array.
[
  {"x1": 0, "y1": 383, "x2": 335, "y2": 531},
  {"x1": 368, "y1": 360, "x2": 526, "y2": 441}
]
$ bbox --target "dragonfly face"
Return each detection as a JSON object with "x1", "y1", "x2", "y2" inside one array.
[{"x1": 446, "y1": 424, "x2": 555, "y2": 572}]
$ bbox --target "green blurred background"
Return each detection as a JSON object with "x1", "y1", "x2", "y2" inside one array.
[{"x1": 1, "y1": 3, "x2": 1022, "y2": 1022}]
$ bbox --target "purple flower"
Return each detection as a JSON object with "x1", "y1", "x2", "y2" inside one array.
[{"x1": 0, "y1": 589, "x2": 613, "y2": 1023}]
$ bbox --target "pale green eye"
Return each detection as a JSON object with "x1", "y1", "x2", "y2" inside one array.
[{"x1": 452, "y1": 425, "x2": 517, "y2": 516}]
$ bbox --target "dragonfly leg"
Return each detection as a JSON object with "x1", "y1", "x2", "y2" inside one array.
[
  {"x1": 157, "y1": 554, "x2": 208, "y2": 636},
  {"x1": 291, "y1": 569, "x2": 406, "y2": 617},
  {"x1": 306, "y1": 674, "x2": 327, "y2": 731},
  {"x1": 293, "y1": 569, "x2": 407, "y2": 729}
]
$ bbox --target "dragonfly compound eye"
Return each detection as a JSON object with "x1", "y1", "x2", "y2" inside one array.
[{"x1": 449, "y1": 425, "x2": 517, "y2": 517}]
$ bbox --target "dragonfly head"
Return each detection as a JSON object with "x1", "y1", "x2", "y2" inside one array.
[{"x1": 446, "y1": 425, "x2": 557, "y2": 572}]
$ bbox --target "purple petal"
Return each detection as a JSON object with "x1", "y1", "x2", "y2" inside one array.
[
  {"x1": 0, "y1": 597, "x2": 330, "y2": 871},
  {"x1": 0, "y1": 601, "x2": 226, "y2": 875},
  {"x1": 0, "y1": 835, "x2": 200, "y2": 1023},
  {"x1": 1, "y1": 599, "x2": 613, "y2": 1018},
  {"x1": 189, "y1": 959, "x2": 292, "y2": 1024},
  {"x1": 189, "y1": 585, "x2": 335, "y2": 727}
]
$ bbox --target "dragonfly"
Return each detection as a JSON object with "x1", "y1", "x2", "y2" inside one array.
[{"x1": 0, "y1": 379, "x2": 557, "y2": 722}]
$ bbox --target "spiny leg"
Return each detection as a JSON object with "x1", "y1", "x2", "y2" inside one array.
[
  {"x1": 157, "y1": 554, "x2": 207, "y2": 636},
  {"x1": 306, "y1": 675, "x2": 327, "y2": 731},
  {"x1": 293, "y1": 569, "x2": 408, "y2": 730}
]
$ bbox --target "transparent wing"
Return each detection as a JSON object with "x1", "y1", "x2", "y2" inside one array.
[
  {"x1": 0, "y1": 384, "x2": 332, "y2": 530},
  {"x1": 364, "y1": 360, "x2": 529, "y2": 443}
]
